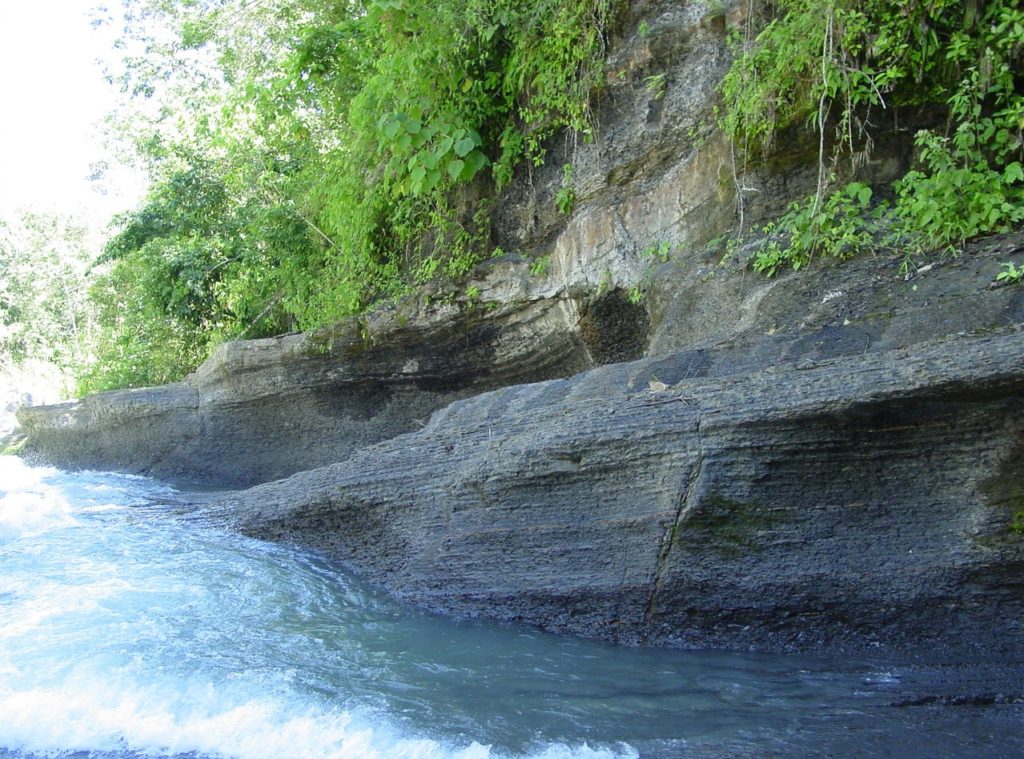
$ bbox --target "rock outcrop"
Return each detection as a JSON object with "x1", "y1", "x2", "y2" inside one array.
[
  {"x1": 16, "y1": 297, "x2": 594, "y2": 486},
  {"x1": 201, "y1": 327, "x2": 1024, "y2": 656},
  {"x1": 20, "y1": 227, "x2": 1024, "y2": 491},
  {"x1": 15, "y1": 0, "x2": 1024, "y2": 659}
]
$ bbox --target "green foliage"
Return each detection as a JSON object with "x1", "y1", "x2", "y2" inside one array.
[
  {"x1": 529, "y1": 255, "x2": 552, "y2": 277},
  {"x1": 723, "y1": 0, "x2": 1024, "y2": 275},
  {"x1": 642, "y1": 240, "x2": 673, "y2": 262},
  {"x1": 996, "y1": 262, "x2": 1024, "y2": 285},
  {"x1": 89, "y1": 0, "x2": 624, "y2": 389},
  {"x1": 377, "y1": 115, "x2": 489, "y2": 198},
  {"x1": 892, "y1": 130, "x2": 1024, "y2": 254},
  {"x1": 748, "y1": 238, "x2": 787, "y2": 278},
  {"x1": 77, "y1": 254, "x2": 211, "y2": 394},
  {"x1": 751, "y1": 182, "x2": 880, "y2": 275},
  {"x1": 77, "y1": 151, "x2": 322, "y2": 391},
  {"x1": 721, "y1": 0, "x2": 975, "y2": 154},
  {"x1": 0, "y1": 213, "x2": 96, "y2": 379},
  {"x1": 644, "y1": 73, "x2": 666, "y2": 101},
  {"x1": 1013, "y1": 506, "x2": 1024, "y2": 535},
  {"x1": 306, "y1": 0, "x2": 622, "y2": 291}
]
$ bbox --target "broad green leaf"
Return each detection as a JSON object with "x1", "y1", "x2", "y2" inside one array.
[
  {"x1": 447, "y1": 159, "x2": 465, "y2": 180},
  {"x1": 453, "y1": 137, "x2": 475, "y2": 157},
  {"x1": 462, "y1": 150, "x2": 489, "y2": 179},
  {"x1": 436, "y1": 136, "x2": 455, "y2": 156},
  {"x1": 420, "y1": 151, "x2": 438, "y2": 170}
]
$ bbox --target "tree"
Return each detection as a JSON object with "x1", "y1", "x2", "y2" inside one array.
[
  {"x1": 86, "y1": 0, "x2": 624, "y2": 389},
  {"x1": 0, "y1": 211, "x2": 97, "y2": 379}
]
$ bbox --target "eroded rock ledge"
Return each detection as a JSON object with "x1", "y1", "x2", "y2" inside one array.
[
  {"x1": 201, "y1": 328, "x2": 1024, "y2": 656},
  {"x1": 19, "y1": 232, "x2": 1024, "y2": 658},
  {"x1": 16, "y1": 296, "x2": 596, "y2": 486}
]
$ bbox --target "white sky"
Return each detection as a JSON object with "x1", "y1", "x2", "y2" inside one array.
[{"x1": 0, "y1": 0, "x2": 145, "y2": 222}]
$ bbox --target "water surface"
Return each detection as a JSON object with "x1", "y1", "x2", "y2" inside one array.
[{"x1": 0, "y1": 456, "x2": 1017, "y2": 758}]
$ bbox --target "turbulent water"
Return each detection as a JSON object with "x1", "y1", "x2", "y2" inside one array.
[{"x1": 0, "y1": 456, "x2": 1018, "y2": 758}]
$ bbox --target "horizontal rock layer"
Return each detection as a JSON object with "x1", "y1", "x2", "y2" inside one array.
[
  {"x1": 17, "y1": 298, "x2": 595, "y2": 486},
  {"x1": 201, "y1": 329, "x2": 1024, "y2": 656}
]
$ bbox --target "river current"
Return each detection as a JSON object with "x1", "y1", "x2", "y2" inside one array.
[{"x1": 0, "y1": 455, "x2": 1017, "y2": 758}]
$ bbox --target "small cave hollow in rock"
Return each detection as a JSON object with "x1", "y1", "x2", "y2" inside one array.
[{"x1": 578, "y1": 288, "x2": 651, "y2": 366}]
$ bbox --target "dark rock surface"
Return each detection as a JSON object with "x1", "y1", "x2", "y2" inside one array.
[
  {"x1": 16, "y1": 297, "x2": 593, "y2": 486},
  {"x1": 19, "y1": 228, "x2": 1024, "y2": 489},
  {"x1": 200, "y1": 327, "x2": 1024, "y2": 658}
]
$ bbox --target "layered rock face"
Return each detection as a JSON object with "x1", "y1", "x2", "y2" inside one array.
[
  {"x1": 16, "y1": 297, "x2": 594, "y2": 486},
  {"x1": 204, "y1": 328, "x2": 1024, "y2": 656}
]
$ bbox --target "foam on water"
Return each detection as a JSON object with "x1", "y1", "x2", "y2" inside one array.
[
  {"x1": 0, "y1": 461, "x2": 76, "y2": 541},
  {"x1": 0, "y1": 457, "x2": 179, "y2": 542},
  {"x1": 0, "y1": 671, "x2": 630, "y2": 759}
]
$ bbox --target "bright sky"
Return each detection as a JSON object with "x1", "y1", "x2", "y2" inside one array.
[{"x1": 0, "y1": 0, "x2": 145, "y2": 222}]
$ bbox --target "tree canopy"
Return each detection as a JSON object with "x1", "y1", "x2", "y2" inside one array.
[{"x1": 0, "y1": 212, "x2": 97, "y2": 398}]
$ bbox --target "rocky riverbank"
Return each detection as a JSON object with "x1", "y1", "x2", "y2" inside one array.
[
  {"x1": 15, "y1": 0, "x2": 1024, "y2": 664},
  {"x1": 195, "y1": 326, "x2": 1024, "y2": 657},
  {"x1": 18, "y1": 231, "x2": 1024, "y2": 658}
]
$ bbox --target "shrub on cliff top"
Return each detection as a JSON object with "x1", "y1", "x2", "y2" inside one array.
[{"x1": 721, "y1": 0, "x2": 1024, "y2": 274}]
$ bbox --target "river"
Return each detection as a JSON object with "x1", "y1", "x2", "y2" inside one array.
[{"x1": 0, "y1": 456, "x2": 1018, "y2": 758}]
